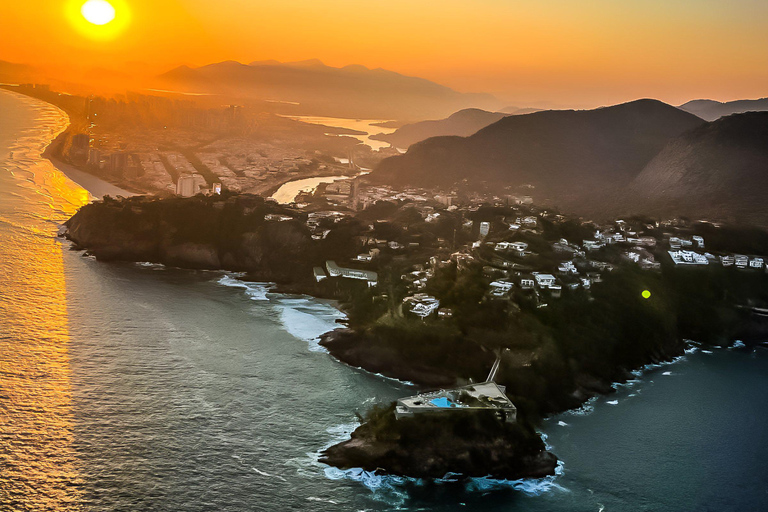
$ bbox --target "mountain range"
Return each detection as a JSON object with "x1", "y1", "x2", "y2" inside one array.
[
  {"x1": 375, "y1": 100, "x2": 768, "y2": 224},
  {"x1": 155, "y1": 60, "x2": 501, "y2": 119},
  {"x1": 375, "y1": 99, "x2": 704, "y2": 206},
  {"x1": 370, "y1": 108, "x2": 508, "y2": 149},
  {"x1": 679, "y1": 98, "x2": 768, "y2": 121},
  {"x1": 370, "y1": 107, "x2": 551, "y2": 149}
]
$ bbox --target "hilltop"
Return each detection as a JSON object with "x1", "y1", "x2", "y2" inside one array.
[
  {"x1": 680, "y1": 98, "x2": 768, "y2": 121},
  {"x1": 370, "y1": 108, "x2": 508, "y2": 149},
  {"x1": 629, "y1": 111, "x2": 768, "y2": 224},
  {"x1": 374, "y1": 99, "x2": 704, "y2": 211}
]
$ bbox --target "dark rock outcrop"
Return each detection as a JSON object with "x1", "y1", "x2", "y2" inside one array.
[{"x1": 319, "y1": 405, "x2": 558, "y2": 480}]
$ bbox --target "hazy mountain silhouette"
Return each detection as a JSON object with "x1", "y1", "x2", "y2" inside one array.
[
  {"x1": 0, "y1": 60, "x2": 38, "y2": 83},
  {"x1": 500, "y1": 106, "x2": 543, "y2": 115},
  {"x1": 629, "y1": 111, "x2": 768, "y2": 223},
  {"x1": 156, "y1": 60, "x2": 501, "y2": 119},
  {"x1": 375, "y1": 99, "x2": 704, "y2": 208},
  {"x1": 370, "y1": 108, "x2": 508, "y2": 149},
  {"x1": 680, "y1": 98, "x2": 768, "y2": 121}
]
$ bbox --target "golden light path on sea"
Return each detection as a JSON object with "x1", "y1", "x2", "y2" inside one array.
[{"x1": 0, "y1": 92, "x2": 90, "y2": 510}]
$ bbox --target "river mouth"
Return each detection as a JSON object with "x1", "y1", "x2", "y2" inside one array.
[{"x1": 281, "y1": 114, "x2": 398, "y2": 152}]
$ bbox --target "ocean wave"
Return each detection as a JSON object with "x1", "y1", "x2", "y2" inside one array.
[
  {"x1": 323, "y1": 464, "x2": 567, "y2": 498},
  {"x1": 252, "y1": 466, "x2": 288, "y2": 482},
  {"x1": 273, "y1": 297, "x2": 346, "y2": 352},
  {"x1": 216, "y1": 274, "x2": 270, "y2": 301},
  {"x1": 564, "y1": 395, "x2": 598, "y2": 416},
  {"x1": 135, "y1": 261, "x2": 165, "y2": 269}
]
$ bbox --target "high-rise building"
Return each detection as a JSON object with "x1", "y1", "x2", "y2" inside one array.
[{"x1": 176, "y1": 173, "x2": 207, "y2": 197}]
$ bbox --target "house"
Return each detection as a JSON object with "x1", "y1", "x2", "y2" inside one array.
[
  {"x1": 735, "y1": 255, "x2": 749, "y2": 268},
  {"x1": 509, "y1": 242, "x2": 529, "y2": 257},
  {"x1": 489, "y1": 280, "x2": 514, "y2": 298},
  {"x1": 558, "y1": 260, "x2": 578, "y2": 274},
  {"x1": 313, "y1": 267, "x2": 327, "y2": 282},
  {"x1": 403, "y1": 294, "x2": 440, "y2": 318},
  {"x1": 395, "y1": 381, "x2": 517, "y2": 423},
  {"x1": 720, "y1": 255, "x2": 735, "y2": 267},
  {"x1": 437, "y1": 307, "x2": 454, "y2": 319},
  {"x1": 519, "y1": 275, "x2": 535, "y2": 289},
  {"x1": 692, "y1": 236, "x2": 705, "y2": 248},
  {"x1": 586, "y1": 272, "x2": 603, "y2": 283},
  {"x1": 582, "y1": 240, "x2": 604, "y2": 251},
  {"x1": 326, "y1": 260, "x2": 378, "y2": 286},
  {"x1": 749, "y1": 257, "x2": 764, "y2": 269},
  {"x1": 668, "y1": 250, "x2": 709, "y2": 266},
  {"x1": 549, "y1": 284, "x2": 562, "y2": 298},
  {"x1": 532, "y1": 272, "x2": 557, "y2": 288}
]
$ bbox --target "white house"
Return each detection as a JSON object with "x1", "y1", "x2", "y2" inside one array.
[
  {"x1": 519, "y1": 275, "x2": 535, "y2": 289},
  {"x1": 668, "y1": 250, "x2": 709, "y2": 266},
  {"x1": 489, "y1": 280, "x2": 514, "y2": 297},
  {"x1": 532, "y1": 272, "x2": 557, "y2": 288},
  {"x1": 326, "y1": 261, "x2": 378, "y2": 286}
]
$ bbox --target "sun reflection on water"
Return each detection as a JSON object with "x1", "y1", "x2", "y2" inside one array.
[{"x1": 0, "y1": 92, "x2": 90, "y2": 510}]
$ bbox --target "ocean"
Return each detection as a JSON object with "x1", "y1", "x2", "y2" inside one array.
[{"x1": 1, "y1": 89, "x2": 766, "y2": 511}]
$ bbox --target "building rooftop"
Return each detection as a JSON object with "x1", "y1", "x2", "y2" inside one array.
[{"x1": 395, "y1": 382, "x2": 517, "y2": 422}]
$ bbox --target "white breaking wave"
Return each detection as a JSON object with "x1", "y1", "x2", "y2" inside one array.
[
  {"x1": 135, "y1": 261, "x2": 165, "y2": 269},
  {"x1": 565, "y1": 395, "x2": 598, "y2": 417},
  {"x1": 307, "y1": 497, "x2": 338, "y2": 505},
  {"x1": 274, "y1": 298, "x2": 346, "y2": 352},
  {"x1": 252, "y1": 467, "x2": 287, "y2": 482},
  {"x1": 606, "y1": 400, "x2": 619, "y2": 405},
  {"x1": 216, "y1": 274, "x2": 270, "y2": 301}
]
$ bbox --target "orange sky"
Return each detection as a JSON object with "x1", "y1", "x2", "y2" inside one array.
[{"x1": 2, "y1": 0, "x2": 767, "y2": 107}]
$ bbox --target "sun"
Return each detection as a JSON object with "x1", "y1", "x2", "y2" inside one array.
[{"x1": 81, "y1": 0, "x2": 116, "y2": 26}]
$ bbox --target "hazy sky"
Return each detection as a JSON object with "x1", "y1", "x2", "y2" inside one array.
[{"x1": 2, "y1": 0, "x2": 767, "y2": 106}]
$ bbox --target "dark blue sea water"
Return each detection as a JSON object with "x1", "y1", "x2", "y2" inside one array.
[{"x1": 1, "y1": 89, "x2": 767, "y2": 511}]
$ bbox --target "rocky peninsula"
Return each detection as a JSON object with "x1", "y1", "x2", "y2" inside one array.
[{"x1": 64, "y1": 192, "x2": 768, "y2": 482}]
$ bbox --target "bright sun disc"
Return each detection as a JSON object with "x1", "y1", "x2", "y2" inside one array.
[{"x1": 81, "y1": 0, "x2": 116, "y2": 25}]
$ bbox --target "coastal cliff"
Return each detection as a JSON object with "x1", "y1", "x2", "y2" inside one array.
[{"x1": 66, "y1": 193, "x2": 317, "y2": 283}]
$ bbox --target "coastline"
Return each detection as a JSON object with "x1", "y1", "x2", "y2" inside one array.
[
  {"x1": 2, "y1": 88, "x2": 138, "y2": 200},
  {"x1": 48, "y1": 155, "x2": 136, "y2": 200}
]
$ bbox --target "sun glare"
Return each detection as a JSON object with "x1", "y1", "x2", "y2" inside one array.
[
  {"x1": 67, "y1": 0, "x2": 129, "y2": 41},
  {"x1": 81, "y1": 0, "x2": 116, "y2": 25}
]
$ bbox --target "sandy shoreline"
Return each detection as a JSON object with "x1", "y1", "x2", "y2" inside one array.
[
  {"x1": 0, "y1": 88, "x2": 136, "y2": 200},
  {"x1": 48, "y1": 156, "x2": 136, "y2": 200}
]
